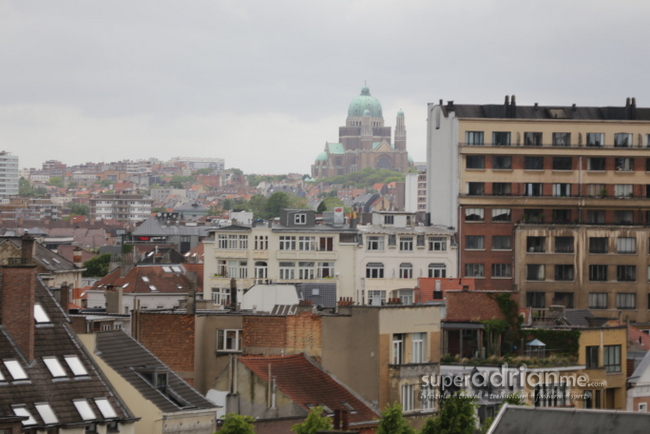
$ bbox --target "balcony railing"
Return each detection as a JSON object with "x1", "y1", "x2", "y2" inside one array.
[{"x1": 460, "y1": 142, "x2": 649, "y2": 149}]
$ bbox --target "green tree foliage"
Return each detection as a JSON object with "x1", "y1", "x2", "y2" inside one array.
[
  {"x1": 82, "y1": 253, "x2": 112, "y2": 277},
  {"x1": 152, "y1": 207, "x2": 167, "y2": 213},
  {"x1": 265, "y1": 192, "x2": 291, "y2": 218},
  {"x1": 315, "y1": 167, "x2": 406, "y2": 188},
  {"x1": 218, "y1": 413, "x2": 255, "y2": 434},
  {"x1": 316, "y1": 201, "x2": 327, "y2": 214},
  {"x1": 421, "y1": 393, "x2": 477, "y2": 434},
  {"x1": 247, "y1": 174, "x2": 286, "y2": 187},
  {"x1": 222, "y1": 198, "x2": 234, "y2": 211},
  {"x1": 291, "y1": 407, "x2": 332, "y2": 434},
  {"x1": 47, "y1": 176, "x2": 64, "y2": 188},
  {"x1": 19, "y1": 178, "x2": 47, "y2": 197},
  {"x1": 376, "y1": 403, "x2": 416, "y2": 434},
  {"x1": 193, "y1": 168, "x2": 215, "y2": 175},
  {"x1": 68, "y1": 203, "x2": 89, "y2": 216},
  {"x1": 166, "y1": 175, "x2": 195, "y2": 189}
]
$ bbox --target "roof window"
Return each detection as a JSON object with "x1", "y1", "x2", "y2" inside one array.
[
  {"x1": 35, "y1": 402, "x2": 59, "y2": 424},
  {"x1": 141, "y1": 276, "x2": 150, "y2": 283},
  {"x1": 64, "y1": 355, "x2": 88, "y2": 376},
  {"x1": 162, "y1": 266, "x2": 172, "y2": 273},
  {"x1": 94, "y1": 398, "x2": 117, "y2": 419},
  {"x1": 12, "y1": 405, "x2": 36, "y2": 425},
  {"x1": 34, "y1": 303, "x2": 51, "y2": 323},
  {"x1": 4, "y1": 359, "x2": 28, "y2": 380},
  {"x1": 73, "y1": 399, "x2": 96, "y2": 420},
  {"x1": 42, "y1": 356, "x2": 66, "y2": 377}
]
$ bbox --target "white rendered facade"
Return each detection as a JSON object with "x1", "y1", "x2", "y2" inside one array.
[
  {"x1": 0, "y1": 151, "x2": 19, "y2": 197},
  {"x1": 90, "y1": 194, "x2": 152, "y2": 223}
]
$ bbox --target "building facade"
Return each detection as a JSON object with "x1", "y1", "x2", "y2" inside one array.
[
  {"x1": 90, "y1": 194, "x2": 152, "y2": 223},
  {"x1": 0, "y1": 151, "x2": 19, "y2": 197},
  {"x1": 427, "y1": 96, "x2": 650, "y2": 324},
  {"x1": 312, "y1": 86, "x2": 411, "y2": 178}
]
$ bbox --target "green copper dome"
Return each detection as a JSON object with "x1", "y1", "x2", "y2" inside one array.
[
  {"x1": 348, "y1": 86, "x2": 383, "y2": 118},
  {"x1": 316, "y1": 151, "x2": 328, "y2": 162}
]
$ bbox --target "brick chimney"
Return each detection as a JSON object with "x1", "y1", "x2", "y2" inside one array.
[
  {"x1": 1, "y1": 234, "x2": 38, "y2": 361},
  {"x1": 72, "y1": 246, "x2": 83, "y2": 268}
]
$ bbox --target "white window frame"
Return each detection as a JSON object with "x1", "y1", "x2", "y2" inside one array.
[
  {"x1": 392, "y1": 334, "x2": 404, "y2": 364},
  {"x1": 399, "y1": 236, "x2": 414, "y2": 251},
  {"x1": 298, "y1": 262, "x2": 315, "y2": 280},
  {"x1": 318, "y1": 262, "x2": 334, "y2": 278},
  {"x1": 294, "y1": 213, "x2": 307, "y2": 225},
  {"x1": 617, "y1": 237, "x2": 636, "y2": 253},
  {"x1": 279, "y1": 236, "x2": 296, "y2": 251},
  {"x1": 428, "y1": 236, "x2": 447, "y2": 251},
  {"x1": 366, "y1": 262, "x2": 384, "y2": 278},
  {"x1": 279, "y1": 262, "x2": 295, "y2": 280},
  {"x1": 298, "y1": 236, "x2": 316, "y2": 251},
  {"x1": 401, "y1": 384, "x2": 414, "y2": 411},
  {"x1": 412, "y1": 332, "x2": 424, "y2": 364},
  {"x1": 367, "y1": 235, "x2": 385, "y2": 251},
  {"x1": 428, "y1": 263, "x2": 446, "y2": 278},
  {"x1": 399, "y1": 263, "x2": 413, "y2": 279},
  {"x1": 217, "y1": 329, "x2": 242, "y2": 352}
]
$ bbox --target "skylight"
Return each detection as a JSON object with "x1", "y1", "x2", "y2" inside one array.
[
  {"x1": 162, "y1": 266, "x2": 172, "y2": 273},
  {"x1": 12, "y1": 405, "x2": 36, "y2": 425},
  {"x1": 0, "y1": 368, "x2": 4, "y2": 381},
  {"x1": 64, "y1": 355, "x2": 88, "y2": 376},
  {"x1": 122, "y1": 283, "x2": 129, "y2": 288},
  {"x1": 94, "y1": 398, "x2": 117, "y2": 419},
  {"x1": 4, "y1": 359, "x2": 27, "y2": 380},
  {"x1": 171, "y1": 266, "x2": 182, "y2": 273},
  {"x1": 34, "y1": 304, "x2": 51, "y2": 323},
  {"x1": 52, "y1": 258, "x2": 60, "y2": 264},
  {"x1": 42, "y1": 357, "x2": 66, "y2": 377},
  {"x1": 73, "y1": 399, "x2": 96, "y2": 421},
  {"x1": 149, "y1": 285, "x2": 157, "y2": 292},
  {"x1": 35, "y1": 403, "x2": 59, "y2": 424},
  {"x1": 142, "y1": 276, "x2": 150, "y2": 283},
  {"x1": 41, "y1": 259, "x2": 50, "y2": 265}
]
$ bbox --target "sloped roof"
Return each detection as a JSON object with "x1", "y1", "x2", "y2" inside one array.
[
  {"x1": 628, "y1": 325, "x2": 650, "y2": 352},
  {"x1": 57, "y1": 245, "x2": 96, "y2": 264},
  {"x1": 239, "y1": 354, "x2": 377, "y2": 424},
  {"x1": 0, "y1": 276, "x2": 133, "y2": 427},
  {"x1": 629, "y1": 348, "x2": 650, "y2": 385},
  {"x1": 94, "y1": 265, "x2": 193, "y2": 294},
  {"x1": 326, "y1": 143, "x2": 345, "y2": 155},
  {"x1": 132, "y1": 217, "x2": 213, "y2": 237},
  {"x1": 94, "y1": 331, "x2": 216, "y2": 412},
  {"x1": 0, "y1": 238, "x2": 77, "y2": 273}
]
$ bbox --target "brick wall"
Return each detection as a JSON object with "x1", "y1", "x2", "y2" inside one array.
[
  {"x1": 243, "y1": 312, "x2": 322, "y2": 359},
  {"x1": 1, "y1": 265, "x2": 36, "y2": 361},
  {"x1": 446, "y1": 291, "x2": 515, "y2": 322},
  {"x1": 286, "y1": 311, "x2": 322, "y2": 358}
]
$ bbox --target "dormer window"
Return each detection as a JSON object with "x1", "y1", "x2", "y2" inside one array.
[
  {"x1": 34, "y1": 303, "x2": 51, "y2": 323},
  {"x1": 294, "y1": 213, "x2": 307, "y2": 225},
  {"x1": 384, "y1": 215, "x2": 394, "y2": 225},
  {"x1": 137, "y1": 368, "x2": 168, "y2": 393}
]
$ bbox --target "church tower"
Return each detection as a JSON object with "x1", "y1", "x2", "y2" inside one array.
[{"x1": 395, "y1": 109, "x2": 406, "y2": 151}]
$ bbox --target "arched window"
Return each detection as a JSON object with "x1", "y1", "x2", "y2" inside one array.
[
  {"x1": 366, "y1": 262, "x2": 384, "y2": 278},
  {"x1": 399, "y1": 263, "x2": 413, "y2": 279},
  {"x1": 428, "y1": 263, "x2": 446, "y2": 278},
  {"x1": 255, "y1": 261, "x2": 267, "y2": 279}
]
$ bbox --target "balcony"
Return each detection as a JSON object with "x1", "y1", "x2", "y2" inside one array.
[
  {"x1": 389, "y1": 362, "x2": 438, "y2": 380},
  {"x1": 275, "y1": 250, "x2": 338, "y2": 261}
]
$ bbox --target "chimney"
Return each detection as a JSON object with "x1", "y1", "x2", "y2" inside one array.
[
  {"x1": 446, "y1": 100, "x2": 454, "y2": 111},
  {"x1": 57, "y1": 282, "x2": 70, "y2": 313},
  {"x1": 105, "y1": 284, "x2": 123, "y2": 314},
  {"x1": 1, "y1": 234, "x2": 38, "y2": 361},
  {"x1": 186, "y1": 271, "x2": 197, "y2": 315},
  {"x1": 504, "y1": 95, "x2": 510, "y2": 117},
  {"x1": 72, "y1": 246, "x2": 83, "y2": 268},
  {"x1": 230, "y1": 278, "x2": 238, "y2": 312},
  {"x1": 341, "y1": 409, "x2": 349, "y2": 430},
  {"x1": 510, "y1": 95, "x2": 517, "y2": 118}
]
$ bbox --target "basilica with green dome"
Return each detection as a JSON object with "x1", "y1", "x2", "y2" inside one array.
[{"x1": 311, "y1": 86, "x2": 411, "y2": 178}]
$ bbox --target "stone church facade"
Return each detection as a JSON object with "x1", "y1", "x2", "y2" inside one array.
[{"x1": 311, "y1": 86, "x2": 411, "y2": 178}]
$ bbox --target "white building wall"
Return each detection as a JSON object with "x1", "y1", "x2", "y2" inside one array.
[{"x1": 0, "y1": 151, "x2": 19, "y2": 196}]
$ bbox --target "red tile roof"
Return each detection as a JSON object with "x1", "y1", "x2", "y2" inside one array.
[
  {"x1": 94, "y1": 265, "x2": 191, "y2": 294},
  {"x1": 239, "y1": 354, "x2": 378, "y2": 424},
  {"x1": 629, "y1": 325, "x2": 650, "y2": 352},
  {"x1": 416, "y1": 278, "x2": 476, "y2": 302}
]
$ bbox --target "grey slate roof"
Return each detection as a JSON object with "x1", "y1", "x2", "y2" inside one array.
[
  {"x1": 0, "y1": 276, "x2": 134, "y2": 427},
  {"x1": 0, "y1": 237, "x2": 77, "y2": 273},
  {"x1": 488, "y1": 405, "x2": 650, "y2": 434},
  {"x1": 447, "y1": 103, "x2": 650, "y2": 121},
  {"x1": 629, "y1": 348, "x2": 650, "y2": 385},
  {"x1": 94, "y1": 331, "x2": 216, "y2": 412},
  {"x1": 132, "y1": 217, "x2": 214, "y2": 237}
]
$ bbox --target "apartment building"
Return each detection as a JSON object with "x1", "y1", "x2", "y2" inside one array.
[
  {"x1": 427, "y1": 97, "x2": 650, "y2": 324},
  {"x1": 404, "y1": 172, "x2": 427, "y2": 213},
  {"x1": 90, "y1": 194, "x2": 152, "y2": 223},
  {"x1": 0, "y1": 151, "x2": 19, "y2": 197}
]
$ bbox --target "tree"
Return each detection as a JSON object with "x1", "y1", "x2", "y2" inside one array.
[
  {"x1": 265, "y1": 192, "x2": 291, "y2": 218},
  {"x1": 47, "y1": 176, "x2": 64, "y2": 188},
  {"x1": 222, "y1": 198, "x2": 234, "y2": 211},
  {"x1": 218, "y1": 413, "x2": 255, "y2": 434},
  {"x1": 82, "y1": 253, "x2": 112, "y2": 277},
  {"x1": 421, "y1": 393, "x2": 477, "y2": 434},
  {"x1": 376, "y1": 403, "x2": 416, "y2": 434},
  {"x1": 68, "y1": 203, "x2": 89, "y2": 216},
  {"x1": 316, "y1": 201, "x2": 327, "y2": 214},
  {"x1": 291, "y1": 406, "x2": 332, "y2": 434}
]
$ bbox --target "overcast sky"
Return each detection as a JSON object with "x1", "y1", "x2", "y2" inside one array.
[{"x1": 2, "y1": 1, "x2": 649, "y2": 174}]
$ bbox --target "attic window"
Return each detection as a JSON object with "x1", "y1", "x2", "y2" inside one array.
[
  {"x1": 4, "y1": 359, "x2": 28, "y2": 380},
  {"x1": 340, "y1": 401, "x2": 357, "y2": 413},
  {"x1": 142, "y1": 276, "x2": 150, "y2": 283},
  {"x1": 12, "y1": 405, "x2": 36, "y2": 425},
  {"x1": 52, "y1": 258, "x2": 60, "y2": 264},
  {"x1": 73, "y1": 399, "x2": 97, "y2": 420},
  {"x1": 176, "y1": 285, "x2": 183, "y2": 290},
  {"x1": 319, "y1": 404, "x2": 333, "y2": 415},
  {"x1": 35, "y1": 402, "x2": 59, "y2": 424},
  {"x1": 94, "y1": 398, "x2": 117, "y2": 419},
  {"x1": 42, "y1": 356, "x2": 66, "y2": 377},
  {"x1": 162, "y1": 266, "x2": 173, "y2": 273},
  {"x1": 64, "y1": 355, "x2": 88, "y2": 376},
  {"x1": 34, "y1": 303, "x2": 51, "y2": 323},
  {"x1": 41, "y1": 259, "x2": 51, "y2": 265},
  {"x1": 548, "y1": 108, "x2": 568, "y2": 119},
  {"x1": 171, "y1": 266, "x2": 182, "y2": 273},
  {"x1": 149, "y1": 285, "x2": 157, "y2": 292},
  {"x1": 122, "y1": 283, "x2": 129, "y2": 288}
]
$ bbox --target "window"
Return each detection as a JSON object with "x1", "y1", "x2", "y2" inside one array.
[
  {"x1": 254, "y1": 261, "x2": 267, "y2": 279},
  {"x1": 393, "y1": 334, "x2": 404, "y2": 364},
  {"x1": 587, "y1": 157, "x2": 606, "y2": 171},
  {"x1": 617, "y1": 293, "x2": 636, "y2": 309},
  {"x1": 64, "y1": 355, "x2": 88, "y2": 376},
  {"x1": 615, "y1": 158, "x2": 634, "y2": 171},
  {"x1": 254, "y1": 235, "x2": 268, "y2": 250},
  {"x1": 94, "y1": 398, "x2": 117, "y2": 419},
  {"x1": 526, "y1": 292, "x2": 545, "y2": 308},
  {"x1": 589, "y1": 265, "x2": 608, "y2": 282},
  {"x1": 534, "y1": 383, "x2": 568, "y2": 408},
  {"x1": 553, "y1": 157, "x2": 572, "y2": 170},
  {"x1": 43, "y1": 357, "x2": 66, "y2": 378},
  {"x1": 527, "y1": 236, "x2": 546, "y2": 252},
  {"x1": 217, "y1": 329, "x2": 242, "y2": 352},
  {"x1": 4, "y1": 360, "x2": 27, "y2": 380},
  {"x1": 217, "y1": 234, "x2": 228, "y2": 249},
  {"x1": 368, "y1": 290, "x2": 385, "y2": 306},
  {"x1": 366, "y1": 262, "x2": 384, "y2": 278},
  {"x1": 466, "y1": 235, "x2": 485, "y2": 250},
  {"x1": 428, "y1": 263, "x2": 446, "y2": 278},
  {"x1": 298, "y1": 236, "x2": 315, "y2": 251},
  {"x1": 465, "y1": 263, "x2": 484, "y2": 277},
  {"x1": 640, "y1": 403, "x2": 648, "y2": 412},
  {"x1": 399, "y1": 263, "x2": 413, "y2": 279},
  {"x1": 587, "y1": 210, "x2": 605, "y2": 224},
  {"x1": 604, "y1": 345, "x2": 621, "y2": 372},
  {"x1": 73, "y1": 399, "x2": 97, "y2": 421},
  {"x1": 524, "y1": 183, "x2": 543, "y2": 196},
  {"x1": 401, "y1": 384, "x2": 414, "y2": 412},
  {"x1": 553, "y1": 292, "x2": 574, "y2": 308},
  {"x1": 466, "y1": 131, "x2": 484, "y2": 145},
  {"x1": 524, "y1": 156, "x2": 544, "y2": 170},
  {"x1": 399, "y1": 236, "x2": 413, "y2": 251},
  {"x1": 279, "y1": 262, "x2": 295, "y2": 280},
  {"x1": 555, "y1": 265, "x2": 574, "y2": 281},
  {"x1": 589, "y1": 293, "x2": 608, "y2": 309},
  {"x1": 466, "y1": 156, "x2": 485, "y2": 169},
  {"x1": 552, "y1": 132, "x2": 571, "y2": 147},
  {"x1": 617, "y1": 265, "x2": 636, "y2": 282},
  {"x1": 492, "y1": 236, "x2": 511, "y2": 250},
  {"x1": 552, "y1": 209, "x2": 571, "y2": 223},
  {"x1": 524, "y1": 132, "x2": 543, "y2": 146},
  {"x1": 417, "y1": 235, "x2": 425, "y2": 247},
  {"x1": 428, "y1": 237, "x2": 447, "y2": 251},
  {"x1": 211, "y1": 288, "x2": 230, "y2": 306},
  {"x1": 614, "y1": 133, "x2": 632, "y2": 148},
  {"x1": 588, "y1": 184, "x2": 607, "y2": 197},
  {"x1": 294, "y1": 213, "x2": 307, "y2": 224},
  {"x1": 239, "y1": 261, "x2": 248, "y2": 279},
  {"x1": 468, "y1": 182, "x2": 485, "y2": 195},
  {"x1": 34, "y1": 303, "x2": 50, "y2": 323},
  {"x1": 227, "y1": 234, "x2": 238, "y2": 249},
  {"x1": 465, "y1": 208, "x2": 484, "y2": 222},
  {"x1": 589, "y1": 237, "x2": 608, "y2": 253},
  {"x1": 318, "y1": 237, "x2": 334, "y2": 251},
  {"x1": 524, "y1": 209, "x2": 543, "y2": 223},
  {"x1": 384, "y1": 215, "x2": 394, "y2": 225},
  {"x1": 388, "y1": 234, "x2": 396, "y2": 246},
  {"x1": 367, "y1": 235, "x2": 385, "y2": 250},
  {"x1": 552, "y1": 183, "x2": 571, "y2": 197},
  {"x1": 492, "y1": 156, "x2": 512, "y2": 169},
  {"x1": 412, "y1": 333, "x2": 425, "y2": 363},
  {"x1": 552, "y1": 236, "x2": 573, "y2": 253},
  {"x1": 587, "y1": 133, "x2": 604, "y2": 147},
  {"x1": 12, "y1": 405, "x2": 36, "y2": 426},
  {"x1": 614, "y1": 210, "x2": 633, "y2": 224},
  {"x1": 238, "y1": 235, "x2": 248, "y2": 249},
  {"x1": 492, "y1": 182, "x2": 511, "y2": 196},
  {"x1": 492, "y1": 208, "x2": 511, "y2": 222},
  {"x1": 617, "y1": 237, "x2": 636, "y2": 253},
  {"x1": 527, "y1": 265, "x2": 545, "y2": 281},
  {"x1": 279, "y1": 236, "x2": 296, "y2": 250},
  {"x1": 298, "y1": 262, "x2": 315, "y2": 280},
  {"x1": 492, "y1": 131, "x2": 511, "y2": 146},
  {"x1": 492, "y1": 263, "x2": 512, "y2": 278},
  {"x1": 318, "y1": 262, "x2": 334, "y2": 278},
  {"x1": 35, "y1": 402, "x2": 58, "y2": 424}
]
